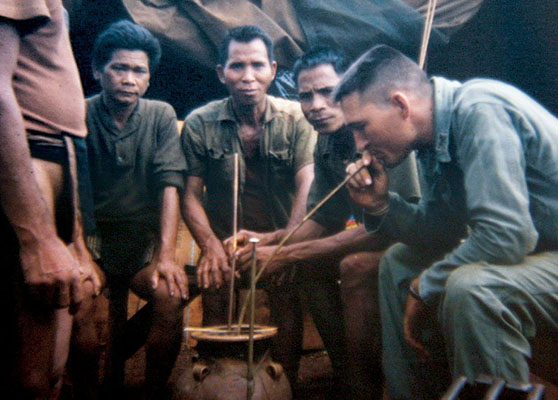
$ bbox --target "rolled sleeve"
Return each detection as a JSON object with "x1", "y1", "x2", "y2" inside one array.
[
  {"x1": 181, "y1": 112, "x2": 208, "y2": 178},
  {"x1": 152, "y1": 104, "x2": 186, "y2": 191},
  {"x1": 292, "y1": 115, "x2": 316, "y2": 172}
]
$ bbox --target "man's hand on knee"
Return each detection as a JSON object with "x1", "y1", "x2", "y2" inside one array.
[{"x1": 149, "y1": 256, "x2": 189, "y2": 300}]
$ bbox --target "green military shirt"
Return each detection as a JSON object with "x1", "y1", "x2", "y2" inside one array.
[
  {"x1": 86, "y1": 94, "x2": 186, "y2": 225},
  {"x1": 182, "y1": 95, "x2": 316, "y2": 239},
  {"x1": 307, "y1": 127, "x2": 420, "y2": 234}
]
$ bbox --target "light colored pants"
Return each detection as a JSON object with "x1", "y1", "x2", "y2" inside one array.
[{"x1": 379, "y1": 243, "x2": 558, "y2": 400}]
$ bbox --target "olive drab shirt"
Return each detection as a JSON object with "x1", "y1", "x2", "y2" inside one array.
[
  {"x1": 307, "y1": 127, "x2": 420, "y2": 234},
  {"x1": 86, "y1": 95, "x2": 186, "y2": 224},
  {"x1": 182, "y1": 95, "x2": 316, "y2": 239}
]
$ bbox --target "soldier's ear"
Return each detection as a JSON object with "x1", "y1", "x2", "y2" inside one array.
[
  {"x1": 391, "y1": 92, "x2": 410, "y2": 120},
  {"x1": 93, "y1": 67, "x2": 101, "y2": 81},
  {"x1": 270, "y1": 61, "x2": 277, "y2": 80},
  {"x1": 216, "y1": 65, "x2": 225, "y2": 84}
]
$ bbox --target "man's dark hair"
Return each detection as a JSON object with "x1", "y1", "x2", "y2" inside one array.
[
  {"x1": 334, "y1": 44, "x2": 429, "y2": 105},
  {"x1": 292, "y1": 46, "x2": 349, "y2": 85},
  {"x1": 92, "y1": 20, "x2": 162, "y2": 73},
  {"x1": 218, "y1": 25, "x2": 274, "y2": 66}
]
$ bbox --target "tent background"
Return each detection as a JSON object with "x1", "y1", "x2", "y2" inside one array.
[{"x1": 65, "y1": 0, "x2": 558, "y2": 119}]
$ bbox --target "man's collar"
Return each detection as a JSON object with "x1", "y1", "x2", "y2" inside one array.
[
  {"x1": 322, "y1": 125, "x2": 356, "y2": 158},
  {"x1": 99, "y1": 93, "x2": 143, "y2": 134},
  {"x1": 430, "y1": 77, "x2": 461, "y2": 164},
  {"x1": 216, "y1": 95, "x2": 279, "y2": 124}
]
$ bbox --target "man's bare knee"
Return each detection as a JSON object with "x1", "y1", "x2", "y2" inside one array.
[
  {"x1": 150, "y1": 284, "x2": 187, "y2": 317},
  {"x1": 339, "y1": 251, "x2": 382, "y2": 288}
]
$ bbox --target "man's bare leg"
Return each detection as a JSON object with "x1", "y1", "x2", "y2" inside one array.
[
  {"x1": 339, "y1": 251, "x2": 384, "y2": 400},
  {"x1": 13, "y1": 297, "x2": 72, "y2": 399},
  {"x1": 11, "y1": 159, "x2": 74, "y2": 398},
  {"x1": 102, "y1": 280, "x2": 129, "y2": 395},
  {"x1": 131, "y1": 265, "x2": 186, "y2": 398},
  {"x1": 69, "y1": 275, "x2": 106, "y2": 400}
]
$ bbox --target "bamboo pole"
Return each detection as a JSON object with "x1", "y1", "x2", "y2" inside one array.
[
  {"x1": 237, "y1": 163, "x2": 366, "y2": 327},
  {"x1": 227, "y1": 153, "x2": 240, "y2": 329}
]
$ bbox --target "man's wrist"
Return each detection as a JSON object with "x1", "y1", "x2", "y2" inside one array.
[
  {"x1": 202, "y1": 234, "x2": 221, "y2": 250},
  {"x1": 364, "y1": 201, "x2": 390, "y2": 217}
]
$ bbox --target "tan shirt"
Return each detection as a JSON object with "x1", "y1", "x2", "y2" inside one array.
[
  {"x1": 182, "y1": 95, "x2": 316, "y2": 239},
  {"x1": 1, "y1": 0, "x2": 86, "y2": 137}
]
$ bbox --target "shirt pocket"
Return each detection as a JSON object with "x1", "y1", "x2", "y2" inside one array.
[
  {"x1": 269, "y1": 150, "x2": 294, "y2": 188},
  {"x1": 207, "y1": 147, "x2": 236, "y2": 187}
]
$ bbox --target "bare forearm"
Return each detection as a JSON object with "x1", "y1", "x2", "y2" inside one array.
[
  {"x1": 156, "y1": 186, "x2": 180, "y2": 260},
  {"x1": 182, "y1": 194, "x2": 220, "y2": 250},
  {"x1": 0, "y1": 23, "x2": 85, "y2": 309},
  {"x1": 276, "y1": 225, "x2": 389, "y2": 264},
  {"x1": 0, "y1": 25, "x2": 58, "y2": 245},
  {"x1": 287, "y1": 193, "x2": 308, "y2": 230},
  {"x1": 277, "y1": 218, "x2": 325, "y2": 245},
  {"x1": 243, "y1": 217, "x2": 324, "y2": 249},
  {"x1": 286, "y1": 164, "x2": 314, "y2": 230}
]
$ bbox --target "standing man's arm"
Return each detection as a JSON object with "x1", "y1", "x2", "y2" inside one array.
[
  {"x1": 0, "y1": 21, "x2": 82, "y2": 310},
  {"x1": 69, "y1": 200, "x2": 104, "y2": 297},
  {"x1": 182, "y1": 176, "x2": 231, "y2": 289}
]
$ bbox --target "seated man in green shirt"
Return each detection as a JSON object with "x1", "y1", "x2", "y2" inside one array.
[
  {"x1": 181, "y1": 25, "x2": 317, "y2": 391},
  {"x1": 233, "y1": 47, "x2": 420, "y2": 400},
  {"x1": 81, "y1": 20, "x2": 188, "y2": 398}
]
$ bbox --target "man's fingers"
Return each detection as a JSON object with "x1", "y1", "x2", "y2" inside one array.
[
  {"x1": 403, "y1": 296, "x2": 432, "y2": 361},
  {"x1": 211, "y1": 267, "x2": 223, "y2": 288},
  {"x1": 196, "y1": 265, "x2": 203, "y2": 288},
  {"x1": 235, "y1": 232, "x2": 248, "y2": 247},
  {"x1": 346, "y1": 162, "x2": 372, "y2": 188},
  {"x1": 198, "y1": 264, "x2": 209, "y2": 289},
  {"x1": 82, "y1": 267, "x2": 103, "y2": 297},
  {"x1": 163, "y1": 273, "x2": 178, "y2": 297},
  {"x1": 175, "y1": 270, "x2": 189, "y2": 299},
  {"x1": 236, "y1": 248, "x2": 252, "y2": 267},
  {"x1": 92, "y1": 271, "x2": 102, "y2": 296},
  {"x1": 69, "y1": 274, "x2": 85, "y2": 314},
  {"x1": 151, "y1": 270, "x2": 160, "y2": 291}
]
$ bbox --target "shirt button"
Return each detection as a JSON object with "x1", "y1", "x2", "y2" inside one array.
[{"x1": 117, "y1": 156, "x2": 123, "y2": 163}]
